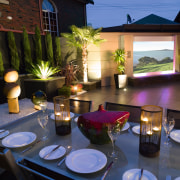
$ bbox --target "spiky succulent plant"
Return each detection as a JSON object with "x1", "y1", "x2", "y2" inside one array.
[{"x1": 29, "y1": 60, "x2": 60, "y2": 79}]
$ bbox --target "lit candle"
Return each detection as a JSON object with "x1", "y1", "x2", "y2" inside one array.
[
  {"x1": 153, "y1": 127, "x2": 160, "y2": 132},
  {"x1": 74, "y1": 86, "x2": 78, "y2": 91},
  {"x1": 55, "y1": 112, "x2": 61, "y2": 116},
  {"x1": 65, "y1": 117, "x2": 70, "y2": 121},
  {"x1": 142, "y1": 117, "x2": 148, "y2": 122},
  {"x1": 147, "y1": 130, "x2": 153, "y2": 135}
]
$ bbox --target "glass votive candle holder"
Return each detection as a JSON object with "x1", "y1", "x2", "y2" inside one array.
[
  {"x1": 53, "y1": 96, "x2": 71, "y2": 135},
  {"x1": 139, "y1": 105, "x2": 163, "y2": 157}
]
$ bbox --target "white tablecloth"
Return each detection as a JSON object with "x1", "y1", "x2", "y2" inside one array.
[{"x1": 0, "y1": 98, "x2": 54, "y2": 128}]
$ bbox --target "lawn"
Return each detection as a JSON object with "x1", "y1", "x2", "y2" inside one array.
[{"x1": 133, "y1": 62, "x2": 173, "y2": 74}]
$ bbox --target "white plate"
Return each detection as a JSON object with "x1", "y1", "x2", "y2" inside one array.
[
  {"x1": 122, "y1": 122, "x2": 130, "y2": 131},
  {"x1": 174, "y1": 177, "x2": 180, "y2": 180},
  {"x1": 132, "y1": 125, "x2": 140, "y2": 135},
  {"x1": 50, "y1": 112, "x2": 74, "y2": 120},
  {"x1": 39, "y1": 145, "x2": 66, "y2": 160},
  {"x1": 65, "y1": 149, "x2": 107, "y2": 174},
  {"x1": 2, "y1": 132, "x2": 36, "y2": 148},
  {"x1": 170, "y1": 130, "x2": 180, "y2": 143},
  {"x1": 122, "y1": 169, "x2": 157, "y2": 180},
  {"x1": 0, "y1": 129, "x2": 9, "y2": 139}
]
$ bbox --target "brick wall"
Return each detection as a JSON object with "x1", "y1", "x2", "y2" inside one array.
[
  {"x1": 0, "y1": 0, "x2": 41, "y2": 32},
  {"x1": 0, "y1": 0, "x2": 87, "y2": 33}
]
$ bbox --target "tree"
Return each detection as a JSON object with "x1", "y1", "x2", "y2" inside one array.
[
  {"x1": 22, "y1": 27, "x2": 32, "y2": 71},
  {"x1": 7, "y1": 31, "x2": 20, "y2": 71},
  {"x1": 61, "y1": 25, "x2": 105, "y2": 83},
  {"x1": 45, "y1": 32, "x2": 54, "y2": 66},
  {"x1": 34, "y1": 26, "x2": 42, "y2": 64},
  {"x1": 55, "y1": 37, "x2": 61, "y2": 67},
  {"x1": 0, "y1": 51, "x2": 4, "y2": 77}
]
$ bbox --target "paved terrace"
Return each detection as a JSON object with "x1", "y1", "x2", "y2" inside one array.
[
  {"x1": 75, "y1": 82, "x2": 180, "y2": 112},
  {"x1": 0, "y1": 82, "x2": 179, "y2": 127}
]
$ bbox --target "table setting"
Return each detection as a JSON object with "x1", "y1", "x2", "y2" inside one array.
[
  {"x1": 0, "y1": 129, "x2": 9, "y2": 139},
  {"x1": 1, "y1": 100, "x2": 180, "y2": 180}
]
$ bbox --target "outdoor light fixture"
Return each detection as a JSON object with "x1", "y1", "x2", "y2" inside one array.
[
  {"x1": 4, "y1": 69, "x2": 21, "y2": 113},
  {"x1": 7, "y1": 16, "x2": 12, "y2": 20}
]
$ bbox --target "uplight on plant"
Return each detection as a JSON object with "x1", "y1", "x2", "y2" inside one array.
[{"x1": 29, "y1": 60, "x2": 60, "y2": 79}]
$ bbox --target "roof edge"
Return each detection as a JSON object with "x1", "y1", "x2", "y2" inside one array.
[
  {"x1": 76, "y1": 0, "x2": 94, "y2": 4},
  {"x1": 101, "y1": 24, "x2": 180, "y2": 33}
]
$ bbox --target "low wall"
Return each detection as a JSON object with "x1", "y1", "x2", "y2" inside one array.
[
  {"x1": 128, "y1": 73, "x2": 180, "y2": 87},
  {"x1": 0, "y1": 74, "x2": 65, "y2": 104}
]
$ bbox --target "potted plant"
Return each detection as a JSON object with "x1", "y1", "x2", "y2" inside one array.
[
  {"x1": 113, "y1": 49, "x2": 127, "y2": 88},
  {"x1": 24, "y1": 60, "x2": 65, "y2": 101}
]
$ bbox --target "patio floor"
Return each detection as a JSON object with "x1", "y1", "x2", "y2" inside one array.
[{"x1": 74, "y1": 81, "x2": 180, "y2": 112}]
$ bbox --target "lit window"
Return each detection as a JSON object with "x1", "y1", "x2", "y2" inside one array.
[
  {"x1": 133, "y1": 36, "x2": 175, "y2": 77},
  {"x1": 42, "y1": 0, "x2": 59, "y2": 36}
]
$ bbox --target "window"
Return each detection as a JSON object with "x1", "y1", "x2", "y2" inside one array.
[
  {"x1": 42, "y1": 0, "x2": 59, "y2": 36},
  {"x1": 133, "y1": 36, "x2": 175, "y2": 77}
]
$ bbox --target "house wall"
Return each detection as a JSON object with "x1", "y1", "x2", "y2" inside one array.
[
  {"x1": 0, "y1": 0, "x2": 89, "y2": 75},
  {"x1": 88, "y1": 32, "x2": 133, "y2": 86},
  {"x1": 88, "y1": 32, "x2": 180, "y2": 87},
  {"x1": 175, "y1": 35, "x2": 180, "y2": 72},
  {"x1": 0, "y1": 0, "x2": 87, "y2": 33},
  {"x1": 53, "y1": 0, "x2": 87, "y2": 33},
  {"x1": 0, "y1": 0, "x2": 41, "y2": 32}
]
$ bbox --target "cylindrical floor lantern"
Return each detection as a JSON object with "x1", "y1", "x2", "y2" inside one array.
[
  {"x1": 4, "y1": 69, "x2": 21, "y2": 114},
  {"x1": 139, "y1": 105, "x2": 163, "y2": 157}
]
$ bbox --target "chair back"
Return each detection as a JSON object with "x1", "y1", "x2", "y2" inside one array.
[
  {"x1": 0, "y1": 146, "x2": 26, "y2": 180},
  {"x1": 167, "y1": 108, "x2": 180, "y2": 129},
  {"x1": 69, "y1": 99, "x2": 92, "y2": 114},
  {"x1": 17, "y1": 158, "x2": 73, "y2": 180},
  {"x1": 104, "y1": 102, "x2": 141, "y2": 123}
]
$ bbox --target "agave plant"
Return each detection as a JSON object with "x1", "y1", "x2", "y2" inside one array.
[{"x1": 29, "y1": 60, "x2": 60, "y2": 79}]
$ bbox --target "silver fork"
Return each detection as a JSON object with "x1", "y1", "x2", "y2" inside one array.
[{"x1": 57, "y1": 147, "x2": 74, "y2": 166}]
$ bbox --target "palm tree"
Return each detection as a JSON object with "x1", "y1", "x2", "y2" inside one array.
[{"x1": 61, "y1": 25, "x2": 105, "y2": 83}]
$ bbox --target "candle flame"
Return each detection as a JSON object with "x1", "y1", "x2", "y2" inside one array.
[
  {"x1": 142, "y1": 117, "x2": 148, "y2": 122},
  {"x1": 153, "y1": 127, "x2": 160, "y2": 131},
  {"x1": 147, "y1": 130, "x2": 153, "y2": 135}
]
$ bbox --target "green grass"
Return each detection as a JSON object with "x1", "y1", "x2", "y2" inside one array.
[{"x1": 133, "y1": 62, "x2": 173, "y2": 74}]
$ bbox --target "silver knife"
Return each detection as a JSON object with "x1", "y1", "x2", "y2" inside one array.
[
  {"x1": 43, "y1": 144, "x2": 62, "y2": 159},
  {"x1": 101, "y1": 161, "x2": 114, "y2": 180},
  {"x1": 0, "y1": 129, "x2": 7, "y2": 134},
  {"x1": 139, "y1": 168, "x2": 144, "y2": 180},
  {"x1": 20, "y1": 139, "x2": 42, "y2": 154}
]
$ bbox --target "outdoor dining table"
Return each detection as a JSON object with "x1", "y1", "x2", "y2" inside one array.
[{"x1": 0, "y1": 108, "x2": 180, "y2": 180}]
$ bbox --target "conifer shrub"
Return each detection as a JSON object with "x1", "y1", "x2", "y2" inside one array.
[
  {"x1": 45, "y1": 32, "x2": 54, "y2": 66},
  {"x1": 55, "y1": 36, "x2": 61, "y2": 67},
  {"x1": 34, "y1": 26, "x2": 42, "y2": 64},
  {"x1": 22, "y1": 27, "x2": 32, "y2": 71},
  {"x1": 0, "y1": 51, "x2": 4, "y2": 77},
  {"x1": 7, "y1": 31, "x2": 20, "y2": 71}
]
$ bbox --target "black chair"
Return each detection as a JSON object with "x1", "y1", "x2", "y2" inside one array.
[
  {"x1": 69, "y1": 99, "x2": 92, "y2": 114},
  {"x1": 167, "y1": 108, "x2": 180, "y2": 129},
  {"x1": 0, "y1": 146, "x2": 26, "y2": 180},
  {"x1": 104, "y1": 102, "x2": 141, "y2": 123},
  {"x1": 17, "y1": 158, "x2": 73, "y2": 180}
]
